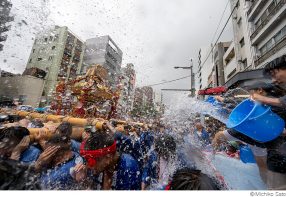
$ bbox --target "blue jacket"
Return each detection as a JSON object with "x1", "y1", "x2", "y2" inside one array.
[
  {"x1": 115, "y1": 153, "x2": 141, "y2": 190},
  {"x1": 71, "y1": 139, "x2": 81, "y2": 153},
  {"x1": 115, "y1": 132, "x2": 143, "y2": 167},
  {"x1": 194, "y1": 129, "x2": 211, "y2": 145},
  {"x1": 141, "y1": 150, "x2": 158, "y2": 186},
  {"x1": 40, "y1": 152, "x2": 83, "y2": 190},
  {"x1": 20, "y1": 145, "x2": 41, "y2": 164}
]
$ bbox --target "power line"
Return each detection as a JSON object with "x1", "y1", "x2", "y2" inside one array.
[
  {"x1": 143, "y1": 75, "x2": 191, "y2": 87},
  {"x1": 210, "y1": 0, "x2": 230, "y2": 45},
  {"x1": 198, "y1": 2, "x2": 237, "y2": 72},
  {"x1": 142, "y1": 1, "x2": 237, "y2": 88}
]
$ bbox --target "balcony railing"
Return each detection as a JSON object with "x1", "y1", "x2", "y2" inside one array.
[
  {"x1": 250, "y1": 0, "x2": 286, "y2": 40},
  {"x1": 255, "y1": 34, "x2": 286, "y2": 67},
  {"x1": 247, "y1": 0, "x2": 267, "y2": 16}
]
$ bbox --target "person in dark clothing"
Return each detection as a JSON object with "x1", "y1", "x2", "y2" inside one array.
[
  {"x1": 0, "y1": 126, "x2": 41, "y2": 163},
  {"x1": 213, "y1": 79, "x2": 286, "y2": 189},
  {"x1": 0, "y1": 158, "x2": 41, "y2": 190},
  {"x1": 141, "y1": 134, "x2": 177, "y2": 190},
  {"x1": 252, "y1": 55, "x2": 286, "y2": 107},
  {"x1": 167, "y1": 167, "x2": 220, "y2": 190}
]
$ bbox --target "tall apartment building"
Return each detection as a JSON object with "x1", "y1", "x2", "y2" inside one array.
[
  {"x1": 133, "y1": 86, "x2": 154, "y2": 108},
  {"x1": 196, "y1": 46, "x2": 213, "y2": 90},
  {"x1": 247, "y1": 0, "x2": 286, "y2": 68},
  {"x1": 212, "y1": 42, "x2": 232, "y2": 87},
  {"x1": 0, "y1": 0, "x2": 13, "y2": 51},
  {"x1": 83, "y1": 35, "x2": 123, "y2": 89},
  {"x1": 117, "y1": 63, "x2": 136, "y2": 117},
  {"x1": 24, "y1": 26, "x2": 85, "y2": 104},
  {"x1": 223, "y1": 41, "x2": 237, "y2": 83},
  {"x1": 224, "y1": 0, "x2": 285, "y2": 88}
]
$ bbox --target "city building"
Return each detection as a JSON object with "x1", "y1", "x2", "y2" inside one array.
[
  {"x1": 247, "y1": 0, "x2": 286, "y2": 68},
  {"x1": 0, "y1": 0, "x2": 13, "y2": 51},
  {"x1": 224, "y1": 0, "x2": 286, "y2": 88},
  {"x1": 132, "y1": 86, "x2": 155, "y2": 118},
  {"x1": 0, "y1": 75, "x2": 45, "y2": 107},
  {"x1": 83, "y1": 35, "x2": 123, "y2": 88},
  {"x1": 117, "y1": 63, "x2": 136, "y2": 117},
  {"x1": 24, "y1": 26, "x2": 85, "y2": 105},
  {"x1": 133, "y1": 86, "x2": 154, "y2": 108},
  {"x1": 153, "y1": 91, "x2": 164, "y2": 117},
  {"x1": 212, "y1": 42, "x2": 232, "y2": 87},
  {"x1": 196, "y1": 46, "x2": 214, "y2": 90},
  {"x1": 223, "y1": 41, "x2": 237, "y2": 83}
]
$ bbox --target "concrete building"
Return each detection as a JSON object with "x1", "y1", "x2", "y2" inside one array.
[
  {"x1": 230, "y1": 0, "x2": 256, "y2": 71},
  {"x1": 83, "y1": 35, "x2": 123, "y2": 88},
  {"x1": 196, "y1": 46, "x2": 214, "y2": 90},
  {"x1": 224, "y1": 0, "x2": 285, "y2": 88},
  {"x1": 25, "y1": 26, "x2": 85, "y2": 104},
  {"x1": 132, "y1": 86, "x2": 155, "y2": 118},
  {"x1": 133, "y1": 86, "x2": 154, "y2": 108},
  {"x1": 0, "y1": 0, "x2": 13, "y2": 51},
  {"x1": 0, "y1": 75, "x2": 45, "y2": 107},
  {"x1": 247, "y1": 0, "x2": 286, "y2": 68},
  {"x1": 212, "y1": 42, "x2": 232, "y2": 87},
  {"x1": 117, "y1": 63, "x2": 136, "y2": 117},
  {"x1": 223, "y1": 41, "x2": 237, "y2": 82}
]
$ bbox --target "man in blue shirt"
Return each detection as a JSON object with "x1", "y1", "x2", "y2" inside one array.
[
  {"x1": 193, "y1": 123, "x2": 211, "y2": 146},
  {"x1": 78, "y1": 131, "x2": 142, "y2": 190},
  {"x1": 0, "y1": 126, "x2": 41, "y2": 164},
  {"x1": 35, "y1": 134, "x2": 90, "y2": 190}
]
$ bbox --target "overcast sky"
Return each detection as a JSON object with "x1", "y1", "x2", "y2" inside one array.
[{"x1": 0, "y1": 0, "x2": 233, "y2": 104}]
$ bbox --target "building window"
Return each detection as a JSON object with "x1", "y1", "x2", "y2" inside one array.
[
  {"x1": 29, "y1": 58, "x2": 32, "y2": 63},
  {"x1": 49, "y1": 36, "x2": 53, "y2": 41},
  {"x1": 259, "y1": 25, "x2": 286, "y2": 56},
  {"x1": 44, "y1": 38, "x2": 48, "y2": 42},
  {"x1": 52, "y1": 46, "x2": 56, "y2": 50},
  {"x1": 48, "y1": 56, "x2": 53, "y2": 61},
  {"x1": 239, "y1": 37, "x2": 245, "y2": 48},
  {"x1": 32, "y1": 49, "x2": 35, "y2": 53},
  {"x1": 38, "y1": 58, "x2": 43, "y2": 61}
]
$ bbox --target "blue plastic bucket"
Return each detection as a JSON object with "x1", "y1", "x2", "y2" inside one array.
[
  {"x1": 227, "y1": 99, "x2": 285, "y2": 142},
  {"x1": 205, "y1": 96, "x2": 223, "y2": 107},
  {"x1": 205, "y1": 96, "x2": 216, "y2": 104},
  {"x1": 240, "y1": 145, "x2": 256, "y2": 164}
]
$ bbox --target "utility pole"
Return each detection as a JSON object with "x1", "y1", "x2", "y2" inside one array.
[{"x1": 174, "y1": 58, "x2": 196, "y2": 97}]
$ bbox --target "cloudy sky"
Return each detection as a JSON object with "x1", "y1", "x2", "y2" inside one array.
[{"x1": 0, "y1": 0, "x2": 233, "y2": 104}]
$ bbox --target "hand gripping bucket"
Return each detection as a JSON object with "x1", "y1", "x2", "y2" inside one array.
[
  {"x1": 226, "y1": 99, "x2": 285, "y2": 143},
  {"x1": 205, "y1": 96, "x2": 227, "y2": 116},
  {"x1": 239, "y1": 145, "x2": 256, "y2": 164}
]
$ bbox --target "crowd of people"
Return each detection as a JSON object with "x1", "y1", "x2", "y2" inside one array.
[
  {"x1": 0, "y1": 115, "x2": 222, "y2": 190},
  {"x1": 0, "y1": 55, "x2": 286, "y2": 190}
]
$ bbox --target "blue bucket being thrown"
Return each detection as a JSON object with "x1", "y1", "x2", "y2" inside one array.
[
  {"x1": 205, "y1": 96, "x2": 216, "y2": 104},
  {"x1": 239, "y1": 145, "x2": 256, "y2": 164},
  {"x1": 226, "y1": 99, "x2": 285, "y2": 143},
  {"x1": 205, "y1": 96, "x2": 223, "y2": 107}
]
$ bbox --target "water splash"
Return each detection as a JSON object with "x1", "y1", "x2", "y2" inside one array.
[{"x1": 159, "y1": 92, "x2": 266, "y2": 190}]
